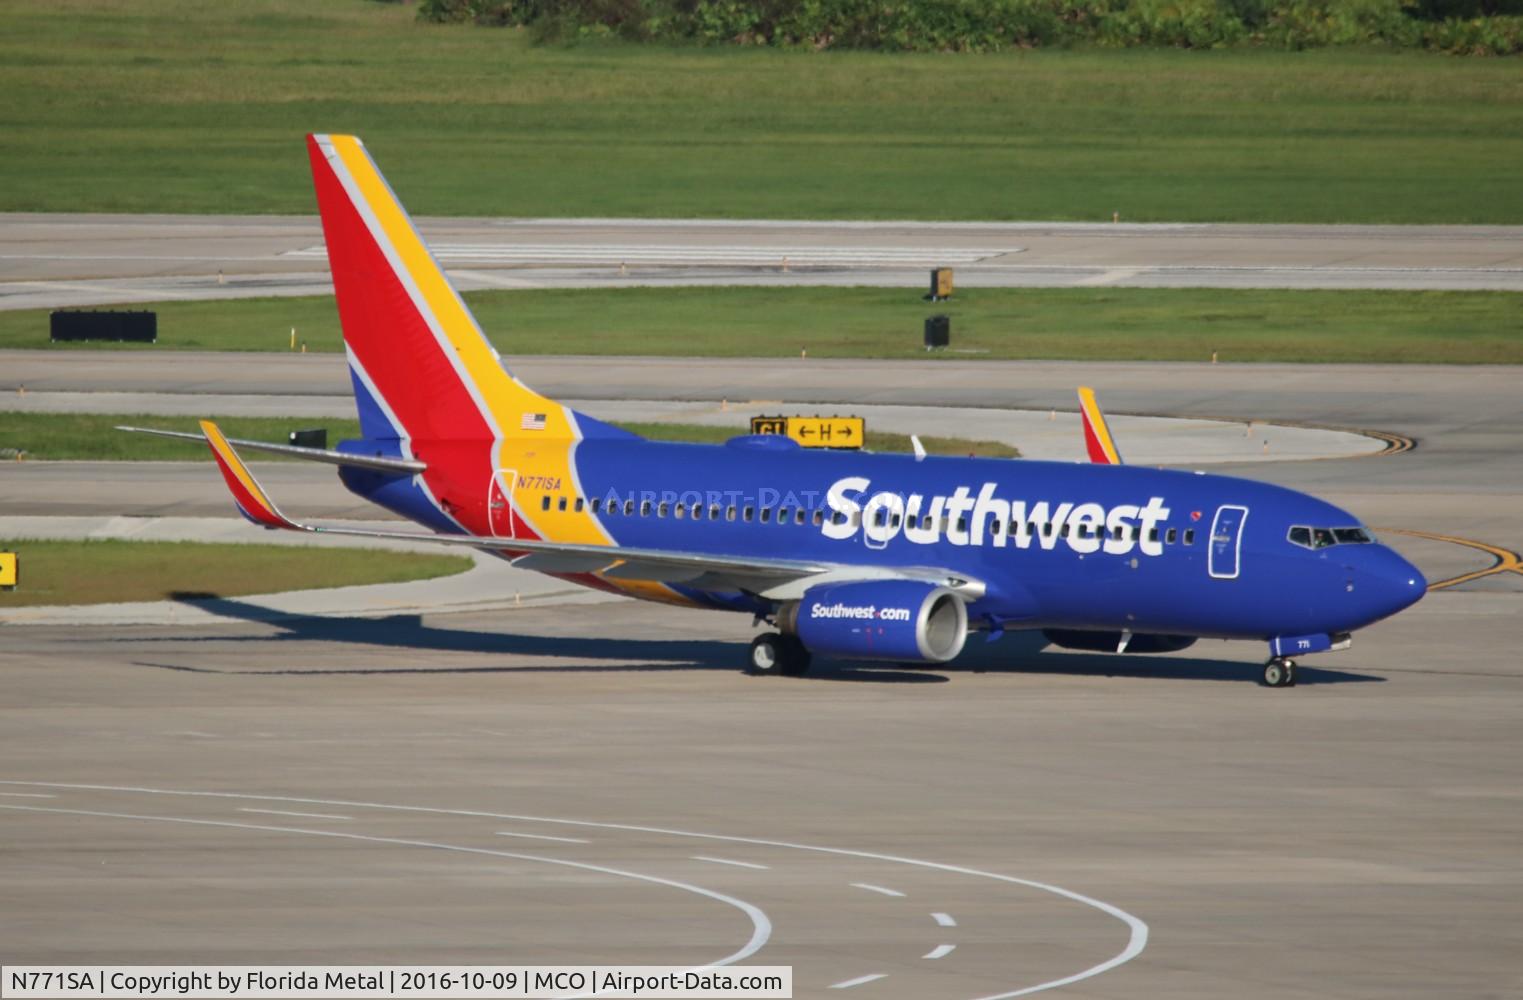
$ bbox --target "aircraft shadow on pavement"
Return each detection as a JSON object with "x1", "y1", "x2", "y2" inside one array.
[
  {"x1": 120, "y1": 597, "x2": 1382, "y2": 687},
  {"x1": 125, "y1": 597, "x2": 948, "y2": 684},
  {"x1": 948, "y1": 630, "x2": 1385, "y2": 685}
]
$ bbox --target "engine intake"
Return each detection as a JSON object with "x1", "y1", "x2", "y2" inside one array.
[{"x1": 779, "y1": 580, "x2": 968, "y2": 663}]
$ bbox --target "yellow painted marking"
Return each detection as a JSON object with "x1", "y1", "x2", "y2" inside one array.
[
  {"x1": 1379, "y1": 527, "x2": 1523, "y2": 591},
  {"x1": 0, "y1": 552, "x2": 17, "y2": 588}
]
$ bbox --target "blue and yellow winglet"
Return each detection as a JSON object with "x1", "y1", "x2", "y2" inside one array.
[
  {"x1": 1078, "y1": 386, "x2": 1124, "y2": 465},
  {"x1": 199, "y1": 420, "x2": 301, "y2": 530}
]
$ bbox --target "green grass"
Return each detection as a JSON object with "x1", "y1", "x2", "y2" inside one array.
[
  {"x1": 0, "y1": 413, "x2": 1018, "y2": 460},
  {"x1": 0, "y1": 539, "x2": 472, "y2": 607},
  {"x1": 0, "y1": 414, "x2": 363, "y2": 461},
  {"x1": 0, "y1": 1, "x2": 1520, "y2": 222},
  {"x1": 2, "y1": 286, "x2": 1518, "y2": 364}
]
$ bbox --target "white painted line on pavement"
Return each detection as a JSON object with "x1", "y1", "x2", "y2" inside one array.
[
  {"x1": 693, "y1": 855, "x2": 770, "y2": 870},
  {"x1": 924, "y1": 944, "x2": 956, "y2": 960},
  {"x1": 933, "y1": 911, "x2": 957, "y2": 927},
  {"x1": 0, "y1": 792, "x2": 56, "y2": 798},
  {"x1": 0, "y1": 803, "x2": 772, "y2": 969},
  {"x1": 850, "y1": 882, "x2": 905, "y2": 897},
  {"x1": 495, "y1": 830, "x2": 590, "y2": 844},
  {"x1": 0, "y1": 781, "x2": 1150, "y2": 1000},
  {"x1": 238, "y1": 808, "x2": 351, "y2": 821}
]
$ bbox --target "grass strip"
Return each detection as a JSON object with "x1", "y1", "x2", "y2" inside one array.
[
  {"x1": 1, "y1": 2, "x2": 1520, "y2": 222},
  {"x1": 0, "y1": 539, "x2": 472, "y2": 607},
  {"x1": 3, "y1": 287, "x2": 1518, "y2": 364},
  {"x1": 0, "y1": 414, "x2": 1017, "y2": 460}
]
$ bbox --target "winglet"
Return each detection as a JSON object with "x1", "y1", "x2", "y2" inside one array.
[
  {"x1": 199, "y1": 420, "x2": 302, "y2": 529},
  {"x1": 1077, "y1": 386, "x2": 1123, "y2": 465}
]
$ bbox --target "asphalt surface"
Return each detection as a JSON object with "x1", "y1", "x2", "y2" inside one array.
[
  {"x1": 3, "y1": 215, "x2": 1522, "y2": 309},
  {"x1": 3, "y1": 350, "x2": 1522, "y2": 998}
]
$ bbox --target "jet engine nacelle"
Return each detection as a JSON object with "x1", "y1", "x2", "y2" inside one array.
[
  {"x1": 779, "y1": 580, "x2": 969, "y2": 663},
  {"x1": 1042, "y1": 628, "x2": 1197, "y2": 654}
]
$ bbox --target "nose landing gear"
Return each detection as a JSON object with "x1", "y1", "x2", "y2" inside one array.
[{"x1": 1263, "y1": 657, "x2": 1297, "y2": 688}]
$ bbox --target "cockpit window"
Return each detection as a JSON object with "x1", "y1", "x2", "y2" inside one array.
[{"x1": 1288, "y1": 524, "x2": 1373, "y2": 549}]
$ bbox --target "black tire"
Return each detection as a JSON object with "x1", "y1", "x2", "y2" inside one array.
[
  {"x1": 749, "y1": 633, "x2": 784, "y2": 676},
  {"x1": 1264, "y1": 659, "x2": 1287, "y2": 687}
]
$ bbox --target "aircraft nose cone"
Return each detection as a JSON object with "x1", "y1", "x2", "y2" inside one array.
[{"x1": 1363, "y1": 545, "x2": 1427, "y2": 619}]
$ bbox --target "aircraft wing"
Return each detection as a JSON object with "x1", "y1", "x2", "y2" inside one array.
[
  {"x1": 118, "y1": 425, "x2": 425, "y2": 474},
  {"x1": 196, "y1": 421, "x2": 985, "y2": 600},
  {"x1": 1077, "y1": 386, "x2": 1124, "y2": 465}
]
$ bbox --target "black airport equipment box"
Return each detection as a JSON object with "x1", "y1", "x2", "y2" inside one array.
[
  {"x1": 50, "y1": 310, "x2": 157, "y2": 343},
  {"x1": 924, "y1": 314, "x2": 950, "y2": 349},
  {"x1": 288, "y1": 428, "x2": 328, "y2": 450}
]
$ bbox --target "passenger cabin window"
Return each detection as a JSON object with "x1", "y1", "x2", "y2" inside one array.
[
  {"x1": 1184, "y1": 529, "x2": 1195, "y2": 545},
  {"x1": 744, "y1": 506, "x2": 755, "y2": 522},
  {"x1": 675, "y1": 503, "x2": 686, "y2": 519},
  {"x1": 795, "y1": 509, "x2": 806, "y2": 525},
  {"x1": 558, "y1": 497, "x2": 568, "y2": 512},
  {"x1": 710, "y1": 504, "x2": 722, "y2": 520},
  {"x1": 590, "y1": 498, "x2": 602, "y2": 514},
  {"x1": 727, "y1": 505, "x2": 737, "y2": 522},
  {"x1": 761, "y1": 507, "x2": 772, "y2": 524},
  {"x1": 540, "y1": 496, "x2": 551, "y2": 511},
  {"x1": 638, "y1": 500, "x2": 649, "y2": 517},
  {"x1": 813, "y1": 510, "x2": 824, "y2": 526},
  {"x1": 574, "y1": 498, "x2": 584, "y2": 513},
  {"x1": 778, "y1": 506, "x2": 791, "y2": 524},
  {"x1": 658, "y1": 502, "x2": 669, "y2": 518},
  {"x1": 1166, "y1": 527, "x2": 1178, "y2": 545}
]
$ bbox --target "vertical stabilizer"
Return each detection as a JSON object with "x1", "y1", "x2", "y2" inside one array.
[{"x1": 307, "y1": 133, "x2": 568, "y2": 444}]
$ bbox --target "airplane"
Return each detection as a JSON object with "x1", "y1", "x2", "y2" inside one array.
[{"x1": 126, "y1": 134, "x2": 1427, "y2": 688}]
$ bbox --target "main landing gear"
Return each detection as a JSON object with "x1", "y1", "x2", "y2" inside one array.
[
  {"x1": 749, "y1": 632, "x2": 812, "y2": 677},
  {"x1": 1263, "y1": 656, "x2": 1298, "y2": 688}
]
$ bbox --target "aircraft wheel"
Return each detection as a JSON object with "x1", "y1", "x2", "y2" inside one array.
[
  {"x1": 777, "y1": 635, "x2": 813, "y2": 677},
  {"x1": 748, "y1": 633, "x2": 784, "y2": 676},
  {"x1": 1263, "y1": 657, "x2": 1297, "y2": 688}
]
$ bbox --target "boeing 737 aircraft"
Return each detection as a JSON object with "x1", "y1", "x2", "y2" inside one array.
[{"x1": 129, "y1": 135, "x2": 1427, "y2": 687}]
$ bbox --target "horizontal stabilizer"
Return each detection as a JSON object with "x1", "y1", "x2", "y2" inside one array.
[{"x1": 118, "y1": 425, "x2": 425, "y2": 474}]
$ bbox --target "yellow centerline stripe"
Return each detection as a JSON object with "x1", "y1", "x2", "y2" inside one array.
[{"x1": 1379, "y1": 527, "x2": 1523, "y2": 591}]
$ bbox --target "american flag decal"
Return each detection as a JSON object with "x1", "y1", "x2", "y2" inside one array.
[{"x1": 521, "y1": 412, "x2": 547, "y2": 431}]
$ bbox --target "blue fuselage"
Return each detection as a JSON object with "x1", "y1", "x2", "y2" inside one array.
[{"x1": 416, "y1": 434, "x2": 1425, "y2": 642}]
